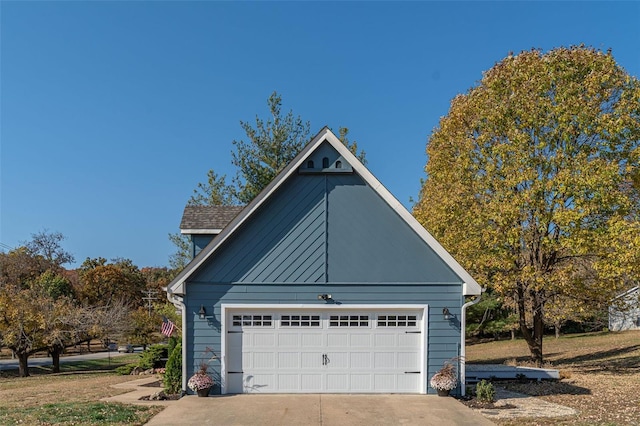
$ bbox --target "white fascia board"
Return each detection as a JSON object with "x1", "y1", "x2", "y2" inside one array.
[{"x1": 180, "y1": 229, "x2": 222, "y2": 235}]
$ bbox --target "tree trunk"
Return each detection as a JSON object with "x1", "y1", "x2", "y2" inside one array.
[
  {"x1": 51, "y1": 348, "x2": 61, "y2": 373},
  {"x1": 516, "y1": 285, "x2": 544, "y2": 367},
  {"x1": 17, "y1": 351, "x2": 30, "y2": 377},
  {"x1": 531, "y1": 304, "x2": 544, "y2": 367},
  {"x1": 555, "y1": 322, "x2": 561, "y2": 339}
]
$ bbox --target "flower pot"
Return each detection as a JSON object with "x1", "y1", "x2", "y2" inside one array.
[
  {"x1": 197, "y1": 387, "x2": 211, "y2": 397},
  {"x1": 437, "y1": 389, "x2": 450, "y2": 397}
]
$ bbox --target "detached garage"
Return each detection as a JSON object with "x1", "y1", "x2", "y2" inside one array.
[{"x1": 166, "y1": 127, "x2": 482, "y2": 395}]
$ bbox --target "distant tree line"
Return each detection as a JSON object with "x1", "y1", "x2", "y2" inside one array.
[{"x1": 0, "y1": 230, "x2": 180, "y2": 377}]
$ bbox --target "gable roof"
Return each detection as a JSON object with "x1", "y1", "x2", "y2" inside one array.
[
  {"x1": 167, "y1": 127, "x2": 482, "y2": 296},
  {"x1": 180, "y1": 205, "x2": 244, "y2": 234}
]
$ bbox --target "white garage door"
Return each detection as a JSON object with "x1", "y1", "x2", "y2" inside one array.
[{"x1": 224, "y1": 308, "x2": 425, "y2": 394}]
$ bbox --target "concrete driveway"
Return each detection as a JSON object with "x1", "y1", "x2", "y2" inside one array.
[{"x1": 144, "y1": 394, "x2": 495, "y2": 426}]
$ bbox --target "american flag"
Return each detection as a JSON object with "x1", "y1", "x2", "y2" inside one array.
[{"x1": 161, "y1": 317, "x2": 176, "y2": 337}]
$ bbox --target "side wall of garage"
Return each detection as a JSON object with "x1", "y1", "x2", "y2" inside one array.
[{"x1": 184, "y1": 282, "x2": 462, "y2": 394}]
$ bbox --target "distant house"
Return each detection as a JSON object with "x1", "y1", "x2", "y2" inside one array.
[
  {"x1": 166, "y1": 127, "x2": 482, "y2": 395},
  {"x1": 609, "y1": 286, "x2": 640, "y2": 331}
]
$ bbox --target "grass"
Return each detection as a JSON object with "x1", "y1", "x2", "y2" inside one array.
[
  {"x1": 0, "y1": 354, "x2": 140, "y2": 378},
  {"x1": 0, "y1": 356, "x2": 163, "y2": 425},
  {"x1": 0, "y1": 402, "x2": 156, "y2": 426},
  {"x1": 466, "y1": 330, "x2": 640, "y2": 425}
]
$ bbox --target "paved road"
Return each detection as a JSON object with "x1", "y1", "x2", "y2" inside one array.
[{"x1": 0, "y1": 350, "x2": 137, "y2": 371}]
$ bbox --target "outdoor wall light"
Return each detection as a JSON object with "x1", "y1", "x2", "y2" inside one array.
[
  {"x1": 442, "y1": 307, "x2": 451, "y2": 320},
  {"x1": 317, "y1": 294, "x2": 332, "y2": 301},
  {"x1": 199, "y1": 305, "x2": 206, "y2": 320}
]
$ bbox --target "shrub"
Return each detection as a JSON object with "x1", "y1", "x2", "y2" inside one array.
[
  {"x1": 476, "y1": 380, "x2": 495, "y2": 403},
  {"x1": 138, "y1": 345, "x2": 168, "y2": 370},
  {"x1": 115, "y1": 364, "x2": 137, "y2": 375},
  {"x1": 168, "y1": 336, "x2": 178, "y2": 358},
  {"x1": 163, "y1": 342, "x2": 182, "y2": 394}
]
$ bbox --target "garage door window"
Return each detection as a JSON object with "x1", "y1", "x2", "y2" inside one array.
[
  {"x1": 377, "y1": 314, "x2": 417, "y2": 327},
  {"x1": 232, "y1": 314, "x2": 273, "y2": 327},
  {"x1": 329, "y1": 315, "x2": 369, "y2": 327},
  {"x1": 280, "y1": 315, "x2": 321, "y2": 327}
]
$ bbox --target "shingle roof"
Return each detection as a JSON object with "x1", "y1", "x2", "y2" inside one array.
[{"x1": 180, "y1": 205, "x2": 244, "y2": 231}]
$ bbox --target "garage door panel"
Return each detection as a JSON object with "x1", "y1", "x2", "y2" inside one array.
[
  {"x1": 301, "y1": 333, "x2": 322, "y2": 346},
  {"x1": 326, "y1": 374, "x2": 349, "y2": 391},
  {"x1": 398, "y1": 352, "x2": 419, "y2": 369},
  {"x1": 253, "y1": 333, "x2": 275, "y2": 347},
  {"x1": 226, "y1": 309, "x2": 424, "y2": 394},
  {"x1": 350, "y1": 333, "x2": 372, "y2": 347},
  {"x1": 374, "y1": 333, "x2": 396, "y2": 347},
  {"x1": 227, "y1": 373, "x2": 243, "y2": 394},
  {"x1": 301, "y1": 352, "x2": 320, "y2": 368},
  {"x1": 374, "y1": 352, "x2": 395, "y2": 368},
  {"x1": 398, "y1": 333, "x2": 420, "y2": 347},
  {"x1": 350, "y1": 352, "x2": 371, "y2": 368},
  {"x1": 246, "y1": 374, "x2": 275, "y2": 392},
  {"x1": 397, "y1": 374, "x2": 420, "y2": 392},
  {"x1": 350, "y1": 374, "x2": 372, "y2": 391},
  {"x1": 325, "y1": 352, "x2": 348, "y2": 368},
  {"x1": 252, "y1": 352, "x2": 275, "y2": 369},
  {"x1": 301, "y1": 374, "x2": 322, "y2": 391},
  {"x1": 327, "y1": 333, "x2": 348, "y2": 347},
  {"x1": 278, "y1": 374, "x2": 299, "y2": 391},
  {"x1": 278, "y1": 352, "x2": 300, "y2": 368},
  {"x1": 227, "y1": 334, "x2": 243, "y2": 371},
  {"x1": 374, "y1": 374, "x2": 395, "y2": 391},
  {"x1": 278, "y1": 334, "x2": 299, "y2": 346}
]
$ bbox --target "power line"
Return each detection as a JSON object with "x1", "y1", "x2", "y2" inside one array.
[{"x1": 141, "y1": 289, "x2": 159, "y2": 316}]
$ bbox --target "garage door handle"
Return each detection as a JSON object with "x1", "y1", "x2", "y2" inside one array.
[
  {"x1": 405, "y1": 331, "x2": 420, "y2": 334},
  {"x1": 322, "y1": 354, "x2": 330, "y2": 365},
  {"x1": 404, "y1": 371, "x2": 420, "y2": 374},
  {"x1": 228, "y1": 371, "x2": 243, "y2": 374}
]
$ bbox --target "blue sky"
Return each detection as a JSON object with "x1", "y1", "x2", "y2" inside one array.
[{"x1": 1, "y1": 1, "x2": 639, "y2": 269}]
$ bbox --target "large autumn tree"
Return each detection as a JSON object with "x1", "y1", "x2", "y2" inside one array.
[{"x1": 414, "y1": 46, "x2": 640, "y2": 365}]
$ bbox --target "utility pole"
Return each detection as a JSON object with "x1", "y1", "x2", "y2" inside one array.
[{"x1": 141, "y1": 289, "x2": 158, "y2": 316}]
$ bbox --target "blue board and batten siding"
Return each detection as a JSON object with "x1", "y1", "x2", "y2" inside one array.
[
  {"x1": 181, "y1": 142, "x2": 465, "y2": 394},
  {"x1": 191, "y1": 235, "x2": 214, "y2": 259}
]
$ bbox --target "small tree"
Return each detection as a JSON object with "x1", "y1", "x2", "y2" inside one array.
[
  {"x1": 170, "y1": 92, "x2": 367, "y2": 267},
  {"x1": 163, "y1": 342, "x2": 182, "y2": 394}
]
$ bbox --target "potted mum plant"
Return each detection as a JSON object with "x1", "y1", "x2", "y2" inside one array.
[
  {"x1": 188, "y1": 362, "x2": 215, "y2": 397},
  {"x1": 430, "y1": 358, "x2": 458, "y2": 396}
]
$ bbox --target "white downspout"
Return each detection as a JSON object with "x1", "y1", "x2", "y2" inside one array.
[
  {"x1": 166, "y1": 290, "x2": 187, "y2": 394},
  {"x1": 460, "y1": 289, "x2": 483, "y2": 396}
]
